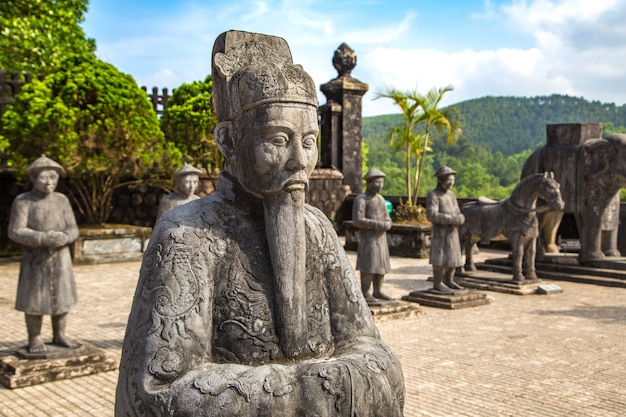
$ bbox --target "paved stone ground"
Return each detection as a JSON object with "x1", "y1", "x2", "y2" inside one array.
[{"x1": 1, "y1": 247, "x2": 625, "y2": 417}]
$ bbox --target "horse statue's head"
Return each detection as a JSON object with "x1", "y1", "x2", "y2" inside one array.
[
  {"x1": 537, "y1": 172, "x2": 565, "y2": 212},
  {"x1": 510, "y1": 172, "x2": 565, "y2": 214}
]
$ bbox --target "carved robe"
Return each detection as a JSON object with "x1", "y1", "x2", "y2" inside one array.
[
  {"x1": 426, "y1": 187, "x2": 463, "y2": 267},
  {"x1": 8, "y1": 191, "x2": 79, "y2": 315},
  {"x1": 115, "y1": 175, "x2": 404, "y2": 417},
  {"x1": 353, "y1": 192, "x2": 391, "y2": 275}
]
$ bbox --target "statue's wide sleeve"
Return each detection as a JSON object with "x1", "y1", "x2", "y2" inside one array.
[
  {"x1": 353, "y1": 195, "x2": 391, "y2": 231},
  {"x1": 8, "y1": 196, "x2": 45, "y2": 247},
  {"x1": 116, "y1": 216, "x2": 404, "y2": 417}
]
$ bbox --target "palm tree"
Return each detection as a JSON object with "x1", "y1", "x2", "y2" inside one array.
[
  {"x1": 373, "y1": 87, "x2": 422, "y2": 204},
  {"x1": 411, "y1": 85, "x2": 462, "y2": 203},
  {"x1": 374, "y1": 85, "x2": 462, "y2": 205}
]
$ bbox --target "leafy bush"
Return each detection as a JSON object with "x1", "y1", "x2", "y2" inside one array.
[
  {"x1": 1, "y1": 53, "x2": 181, "y2": 224},
  {"x1": 160, "y1": 75, "x2": 222, "y2": 173}
]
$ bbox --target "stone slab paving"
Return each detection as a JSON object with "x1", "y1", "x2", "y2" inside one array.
[{"x1": 0, "y1": 247, "x2": 625, "y2": 417}]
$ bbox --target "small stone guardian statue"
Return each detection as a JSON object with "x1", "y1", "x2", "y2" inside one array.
[
  {"x1": 115, "y1": 30, "x2": 404, "y2": 417},
  {"x1": 8, "y1": 154, "x2": 79, "y2": 353},
  {"x1": 156, "y1": 162, "x2": 202, "y2": 219},
  {"x1": 426, "y1": 166, "x2": 467, "y2": 294},
  {"x1": 353, "y1": 167, "x2": 393, "y2": 304}
]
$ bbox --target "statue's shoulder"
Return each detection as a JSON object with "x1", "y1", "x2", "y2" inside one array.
[
  {"x1": 152, "y1": 195, "x2": 226, "y2": 238},
  {"x1": 305, "y1": 203, "x2": 332, "y2": 226}
]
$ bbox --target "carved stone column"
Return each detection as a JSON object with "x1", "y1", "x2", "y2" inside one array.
[{"x1": 319, "y1": 43, "x2": 368, "y2": 194}]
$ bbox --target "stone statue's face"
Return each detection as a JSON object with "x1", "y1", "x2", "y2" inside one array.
[
  {"x1": 366, "y1": 178, "x2": 384, "y2": 194},
  {"x1": 176, "y1": 174, "x2": 199, "y2": 198},
  {"x1": 33, "y1": 169, "x2": 59, "y2": 195},
  {"x1": 234, "y1": 103, "x2": 318, "y2": 198},
  {"x1": 440, "y1": 174, "x2": 455, "y2": 191}
]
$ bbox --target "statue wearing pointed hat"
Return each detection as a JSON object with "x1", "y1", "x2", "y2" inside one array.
[
  {"x1": 116, "y1": 31, "x2": 404, "y2": 417},
  {"x1": 8, "y1": 154, "x2": 79, "y2": 353},
  {"x1": 353, "y1": 167, "x2": 393, "y2": 304},
  {"x1": 426, "y1": 165, "x2": 466, "y2": 294},
  {"x1": 156, "y1": 162, "x2": 203, "y2": 219}
]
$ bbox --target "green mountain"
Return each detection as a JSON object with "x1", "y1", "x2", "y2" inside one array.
[
  {"x1": 362, "y1": 94, "x2": 626, "y2": 199},
  {"x1": 364, "y1": 94, "x2": 626, "y2": 156}
]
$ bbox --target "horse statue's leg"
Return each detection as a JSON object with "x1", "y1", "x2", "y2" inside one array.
[
  {"x1": 463, "y1": 235, "x2": 477, "y2": 272},
  {"x1": 510, "y1": 233, "x2": 525, "y2": 282},
  {"x1": 523, "y1": 236, "x2": 538, "y2": 281}
]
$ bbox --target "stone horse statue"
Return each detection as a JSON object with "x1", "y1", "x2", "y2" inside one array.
[{"x1": 459, "y1": 172, "x2": 565, "y2": 282}]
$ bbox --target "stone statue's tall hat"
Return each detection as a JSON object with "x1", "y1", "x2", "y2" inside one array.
[
  {"x1": 174, "y1": 162, "x2": 203, "y2": 179},
  {"x1": 434, "y1": 165, "x2": 457, "y2": 178},
  {"x1": 26, "y1": 154, "x2": 65, "y2": 177},
  {"x1": 364, "y1": 167, "x2": 386, "y2": 181},
  {"x1": 211, "y1": 30, "x2": 318, "y2": 122}
]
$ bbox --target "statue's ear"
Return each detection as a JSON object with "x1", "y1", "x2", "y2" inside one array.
[
  {"x1": 214, "y1": 121, "x2": 235, "y2": 161},
  {"x1": 582, "y1": 138, "x2": 609, "y2": 150}
]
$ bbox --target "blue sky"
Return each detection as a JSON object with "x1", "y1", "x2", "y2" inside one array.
[{"x1": 82, "y1": 0, "x2": 626, "y2": 116}]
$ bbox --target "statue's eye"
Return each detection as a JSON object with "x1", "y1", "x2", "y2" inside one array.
[
  {"x1": 302, "y1": 135, "x2": 316, "y2": 149},
  {"x1": 270, "y1": 136, "x2": 288, "y2": 146}
]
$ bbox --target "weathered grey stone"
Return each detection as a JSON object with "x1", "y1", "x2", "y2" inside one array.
[
  {"x1": 536, "y1": 283, "x2": 564, "y2": 294},
  {"x1": 115, "y1": 30, "x2": 404, "y2": 417},
  {"x1": 426, "y1": 166, "x2": 467, "y2": 294},
  {"x1": 156, "y1": 162, "x2": 202, "y2": 219},
  {"x1": 522, "y1": 124, "x2": 626, "y2": 264},
  {"x1": 319, "y1": 43, "x2": 368, "y2": 193},
  {"x1": 353, "y1": 168, "x2": 393, "y2": 304},
  {"x1": 460, "y1": 172, "x2": 564, "y2": 282},
  {"x1": 71, "y1": 224, "x2": 151, "y2": 264},
  {"x1": 0, "y1": 341, "x2": 116, "y2": 389},
  {"x1": 8, "y1": 155, "x2": 79, "y2": 354}
]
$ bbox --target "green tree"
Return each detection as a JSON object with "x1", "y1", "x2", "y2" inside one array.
[
  {"x1": 373, "y1": 87, "x2": 422, "y2": 204},
  {"x1": 1, "y1": 53, "x2": 181, "y2": 224},
  {"x1": 160, "y1": 76, "x2": 222, "y2": 173},
  {"x1": 411, "y1": 85, "x2": 462, "y2": 202},
  {"x1": 0, "y1": 0, "x2": 96, "y2": 73},
  {"x1": 374, "y1": 85, "x2": 461, "y2": 205}
]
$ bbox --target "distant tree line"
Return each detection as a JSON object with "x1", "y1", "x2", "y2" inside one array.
[{"x1": 363, "y1": 94, "x2": 626, "y2": 200}]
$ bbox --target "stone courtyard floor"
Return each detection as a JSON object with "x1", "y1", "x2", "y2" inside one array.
[{"x1": 0, "y1": 246, "x2": 625, "y2": 416}]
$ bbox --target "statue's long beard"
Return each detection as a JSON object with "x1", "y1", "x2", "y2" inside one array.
[{"x1": 263, "y1": 189, "x2": 308, "y2": 359}]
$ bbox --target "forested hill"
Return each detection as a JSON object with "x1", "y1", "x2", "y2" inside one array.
[{"x1": 364, "y1": 94, "x2": 626, "y2": 156}]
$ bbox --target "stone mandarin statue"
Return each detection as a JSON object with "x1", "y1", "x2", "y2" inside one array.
[
  {"x1": 116, "y1": 30, "x2": 404, "y2": 417},
  {"x1": 426, "y1": 166, "x2": 466, "y2": 294},
  {"x1": 8, "y1": 154, "x2": 79, "y2": 353},
  {"x1": 353, "y1": 168, "x2": 393, "y2": 304},
  {"x1": 156, "y1": 162, "x2": 203, "y2": 219}
]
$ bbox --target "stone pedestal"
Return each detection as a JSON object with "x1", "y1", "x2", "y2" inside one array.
[
  {"x1": 456, "y1": 270, "x2": 543, "y2": 295},
  {"x1": 369, "y1": 300, "x2": 421, "y2": 322},
  {"x1": 72, "y1": 224, "x2": 151, "y2": 264},
  {"x1": 402, "y1": 289, "x2": 489, "y2": 309},
  {"x1": 0, "y1": 341, "x2": 117, "y2": 389},
  {"x1": 344, "y1": 221, "x2": 431, "y2": 258}
]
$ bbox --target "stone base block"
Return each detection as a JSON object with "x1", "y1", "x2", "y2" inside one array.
[
  {"x1": 369, "y1": 300, "x2": 421, "y2": 322},
  {"x1": 0, "y1": 341, "x2": 117, "y2": 389},
  {"x1": 401, "y1": 290, "x2": 489, "y2": 309},
  {"x1": 457, "y1": 271, "x2": 542, "y2": 295}
]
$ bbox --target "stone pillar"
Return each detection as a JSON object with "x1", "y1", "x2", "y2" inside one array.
[{"x1": 319, "y1": 43, "x2": 368, "y2": 194}]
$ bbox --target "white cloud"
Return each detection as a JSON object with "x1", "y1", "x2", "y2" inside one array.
[
  {"x1": 86, "y1": 0, "x2": 626, "y2": 117},
  {"x1": 356, "y1": 0, "x2": 626, "y2": 115}
]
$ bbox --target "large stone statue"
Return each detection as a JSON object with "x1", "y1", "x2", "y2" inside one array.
[
  {"x1": 426, "y1": 166, "x2": 466, "y2": 294},
  {"x1": 116, "y1": 30, "x2": 404, "y2": 417},
  {"x1": 353, "y1": 168, "x2": 393, "y2": 304},
  {"x1": 8, "y1": 154, "x2": 79, "y2": 353},
  {"x1": 156, "y1": 162, "x2": 202, "y2": 219},
  {"x1": 521, "y1": 124, "x2": 626, "y2": 264}
]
